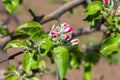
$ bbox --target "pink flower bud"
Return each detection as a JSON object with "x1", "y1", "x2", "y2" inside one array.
[
  {"x1": 70, "y1": 39, "x2": 79, "y2": 46},
  {"x1": 51, "y1": 30, "x2": 58, "y2": 37},
  {"x1": 113, "y1": 11, "x2": 118, "y2": 16},
  {"x1": 103, "y1": 0, "x2": 108, "y2": 4},
  {"x1": 65, "y1": 34, "x2": 72, "y2": 41},
  {"x1": 63, "y1": 23, "x2": 73, "y2": 33}
]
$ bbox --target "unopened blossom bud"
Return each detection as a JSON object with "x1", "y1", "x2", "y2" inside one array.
[
  {"x1": 113, "y1": 11, "x2": 118, "y2": 16},
  {"x1": 63, "y1": 23, "x2": 73, "y2": 33},
  {"x1": 51, "y1": 30, "x2": 58, "y2": 37},
  {"x1": 70, "y1": 39, "x2": 79, "y2": 46},
  {"x1": 103, "y1": 0, "x2": 108, "y2": 4},
  {"x1": 65, "y1": 34, "x2": 72, "y2": 41}
]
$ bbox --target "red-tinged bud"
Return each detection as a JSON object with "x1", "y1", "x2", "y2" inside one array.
[
  {"x1": 65, "y1": 34, "x2": 72, "y2": 41},
  {"x1": 51, "y1": 30, "x2": 58, "y2": 37},
  {"x1": 63, "y1": 23, "x2": 73, "y2": 33},
  {"x1": 103, "y1": 0, "x2": 108, "y2": 4},
  {"x1": 70, "y1": 39, "x2": 79, "y2": 46},
  {"x1": 113, "y1": 11, "x2": 118, "y2": 16}
]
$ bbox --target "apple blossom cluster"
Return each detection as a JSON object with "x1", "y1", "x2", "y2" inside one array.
[
  {"x1": 49, "y1": 23, "x2": 79, "y2": 46},
  {"x1": 103, "y1": 0, "x2": 120, "y2": 16}
]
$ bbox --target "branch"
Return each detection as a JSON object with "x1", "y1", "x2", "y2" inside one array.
[
  {"x1": 0, "y1": 49, "x2": 26, "y2": 64},
  {"x1": 72, "y1": 19, "x2": 105, "y2": 37},
  {"x1": 29, "y1": 9, "x2": 45, "y2": 22},
  {"x1": 29, "y1": 0, "x2": 85, "y2": 24}
]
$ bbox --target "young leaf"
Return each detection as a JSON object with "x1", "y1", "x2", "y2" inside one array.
[
  {"x1": 6, "y1": 74, "x2": 18, "y2": 80},
  {"x1": 83, "y1": 62, "x2": 92, "y2": 80},
  {"x1": 39, "y1": 39, "x2": 52, "y2": 56},
  {"x1": 14, "y1": 21, "x2": 46, "y2": 40},
  {"x1": 83, "y1": 60, "x2": 93, "y2": 80},
  {"x1": 23, "y1": 52, "x2": 32, "y2": 73},
  {"x1": 8, "y1": 65, "x2": 15, "y2": 71},
  {"x1": 84, "y1": 1, "x2": 103, "y2": 15},
  {"x1": 14, "y1": 21, "x2": 40, "y2": 36},
  {"x1": 29, "y1": 58, "x2": 46, "y2": 69},
  {"x1": 30, "y1": 58, "x2": 38, "y2": 70},
  {"x1": 38, "y1": 60, "x2": 46, "y2": 68},
  {"x1": 68, "y1": 45, "x2": 84, "y2": 69},
  {"x1": 4, "y1": 40, "x2": 27, "y2": 50},
  {"x1": 101, "y1": 34, "x2": 120, "y2": 56},
  {"x1": 53, "y1": 46, "x2": 69, "y2": 80},
  {"x1": 2, "y1": 0, "x2": 20, "y2": 13},
  {"x1": 69, "y1": 55, "x2": 79, "y2": 69},
  {"x1": 32, "y1": 30, "x2": 47, "y2": 41},
  {"x1": 0, "y1": 24, "x2": 9, "y2": 36},
  {"x1": 84, "y1": 11, "x2": 101, "y2": 27},
  {"x1": 30, "y1": 77, "x2": 40, "y2": 80}
]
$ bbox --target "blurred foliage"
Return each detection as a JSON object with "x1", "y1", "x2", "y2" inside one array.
[{"x1": 0, "y1": 23, "x2": 9, "y2": 36}]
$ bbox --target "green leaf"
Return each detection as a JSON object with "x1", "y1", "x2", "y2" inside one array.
[
  {"x1": 14, "y1": 21, "x2": 40, "y2": 36},
  {"x1": 4, "y1": 40, "x2": 27, "y2": 50},
  {"x1": 68, "y1": 46, "x2": 83, "y2": 69},
  {"x1": 8, "y1": 65, "x2": 15, "y2": 71},
  {"x1": 0, "y1": 24, "x2": 9, "y2": 36},
  {"x1": 30, "y1": 60, "x2": 46, "y2": 70},
  {"x1": 84, "y1": 1, "x2": 102, "y2": 15},
  {"x1": 30, "y1": 58, "x2": 38, "y2": 69},
  {"x1": 84, "y1": 11, "x2": 101, "y2": 27},
  {"x1": 69, "y1": 55, "x2": 79, "y2": 69},
  {"x1": 83, "y1": 61, "x2": 92, "y2": 80},
  {"x1": 38, "y1": 60, "x2": 46, "y2": 68},
  {"x1": 23, "y1": 52, "x2": 32, "y2": 73},
  {"x1": 53, "y1": 46, "x2": 69, "y2": 80},
  {"x1": 23, "y1": 52, "x2": 46, "y2": 72},
  {"x1": 83, "y1": 69, "x2": 92, "y2": 80},
  {"x1": 32, "y1": 30, "x2": 47, "y2": 41},
  {"x1": 14, "y1": 21, "x2": 47, "y2": 40},
  {"x1": 0, "y1": 28, "x2": 9, "y2": 36},
  {"x1": 40, "y1": 39, "x2": 52, "y2": 56},
  {"x1": 6, "y1": 74, "x2": 17, "y2": 80},
  {"x1": 30, "y1": 77, "x2": 40, "y2": 80},
  {"x1": 101, "y1": 34, "x2": 120, "y2": 56},
  {"x1": 2, "y1": 0, "x2": 20, "y2": 13}
]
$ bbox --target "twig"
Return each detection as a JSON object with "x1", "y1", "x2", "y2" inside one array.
[
  {"x1": 29, "y1": 9, "x2": 45, "y2": 22},
  {"x1": 12, "y1": 15, "x2": 20, "y2": 26},
  {"x1": 72, "y1": 19, "x2": 104, "y2": 37},
  {"x1": 0, "y1": 49, "x2": 26, "y2": 64},
  {"x1": 56, "y1": 18, "x2": 61, "y2": 27},
  {"x1": 72, "y1": 27, "x2": 94, "y2": 37},
  {"x1": 28, "y1": 9, "x2": 36, "y2": 18},
  {"x1": 40, "y1": 0, "x2": 85, "y2": 24}
]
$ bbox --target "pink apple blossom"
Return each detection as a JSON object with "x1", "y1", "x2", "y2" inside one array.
[
  {"x1": 51, "y1": 30, "x2": 58, "y2": 37},
  {"x1": 63, "y1": 23, "x2": 73, "y2": 33},
  {"x1": 103, "y1": 0, "x2": 108, "y2": 4},
  {"x1": 70, "y1": 39, "x2": 79, "y2": 46},
  {"x1": 65, "y1": 34, "x2": 72, "y2": 41}
]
